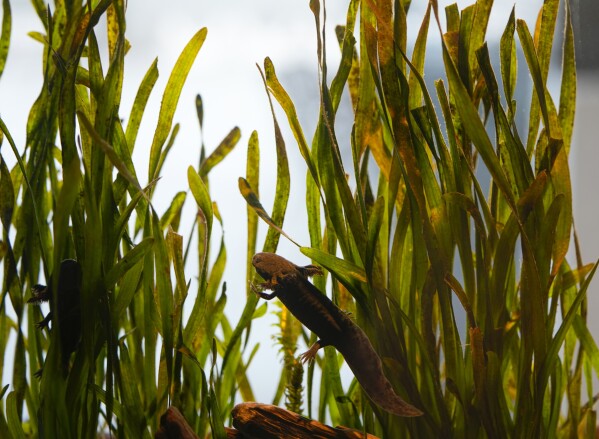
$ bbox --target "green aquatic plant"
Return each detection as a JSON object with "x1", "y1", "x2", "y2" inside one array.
[{"x1": 0, "y1": 0, "x2": 596, "y2": 438}]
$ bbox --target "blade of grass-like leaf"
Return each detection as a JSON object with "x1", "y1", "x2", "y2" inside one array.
[
  {"x1": 310, "y1": 0, "x2": 323, "y2": 71},
  {"x1": 300, "y1": 246, "x2": 367, "y2": 310},
  {"x1": 199, "y1": 127, "x2": 240, "y2": 177},
  {"x1": 321, "y1": 74, "x2": 366, "y2": 260},
  {"x1": 125, "y1": 58, "x2": 159, "y2": 152},
  {"x1": 520, "y1": 235, "x2": 547, "y2": 362},
  {"x1": 433, "y1": 10, "x2": 516, "y2": 212},
  {"x1": 534, "y1": 0, "x2": 559, "y2": 82},
  {"x1": 78, "y1": 111, "x2": 144, "y2": 194},
  {"x1": 148, "y1": 28, "x2": 207, "y2": 181},
  {"x1": 209, "y1": 342, "x2": 228, "y2": 439},
  {"x1": 0, "y1": 155, "x2": 14, "y2": 230},
  {"x1": 545, "y1": 7, "x2": 576, "y2": 281},
  {"x1": 408, "y1": 3, "x2": 430, "y2": 110},
  {"x1": 468, "y1": 0, "x2": 492, "y2": 83},
  {"x1": 263, "y1": 57, "x2": 320, "y2": 190},
  {"x1": 0, "y1": 390, "x2": 8, "y2": 438},
  {"x1": 461, "y1": 149, "x2": 498, "y2": 245},
  {"x1": 188, "y1": 165, "x2": 213, "y2": 236},
  {"x1": 236, "y1": 343, "x2": 259, "y2": 402},
  {"x1": 6, "y1": 391, "x2": 25, "y2": 439},
  {"x1": 40, "y1": 339, "x2": 72, "y2": 437},
  {"x1": 245, "y1": 131, "x2": 259, "y2": 293},
  {"x1": 548, "y1": 153, "x2": 572, "y2": 282},
  {"x1": 180, "y1": 344, "x2": 211, "y2": 434},
  {"x1": 538, "y1": 194, "x2": 563, "y2": 282},
  {"x1": 160, "y1": 191, "x2": 187, "y2": 231},
  {"x1": 205, "y1": 237, "x2": 226, "y2": 305},
  {"x1": 329, "y1": 27, "x2": 355, "y2": 112},
  {"x1": 393, "y1": 41, "x2": 465, "y2": 413},
  {"x1": 154, "y1": 123, "x2": 180, "y2": 185},
  {"x1": 445, "y1": 273, "x2": 475, "y2": 329},
  {"x1": 208, "y1": 390, "x2": 227, "y2": 439},
  {"x1": 152, "y1": 210, "x2": 175, "y2": 403},
  {"x1": 316, "y1": 7, "x2": 365, "y2": 259},
  {"x1": 443, "y1": 192, "x2": 487, "y2": 242},
  {"x1": 105, "y1": 236, "x2": 154, "y2": 289},
  {"x1": 537, "y1": 262, "x2": 598, "y2": 400},
  {"x1": 106, "y1": 3, "x2": 119, "y2": 59},
  {"x1": 324, "y1": 346, "x2": 352, "y2": 424},
  {"x1": 490, "y1": 172, "x2": 548, "y2": 322},
  {"x1": 167, "y1": 228, "x2": 187, "y2": 402},
  {"x1": 112, "y1": 181, "x2": 154, "y2": 250},
  {"x1": 52, "y1": 150, "x2": 81, "y2": 264},
  {"x1": 365, "y1": 196, "x2": 384, "y2": 279},
  {"x1": 258, "y1": 63, "x2": 292, "y2": 252},
  {"x1": 306, "y1": 173, "x2": 323, "y2": 254},
  {"x1": 456, "y1": 5, "x2": 474, "y2": 91},
  {"x1": 434, "y1": 79, "x2": 462, "y2": 188},
  {"x1": 196, "y1": 93, "x2": 204, "y2": 134},
  {"x1": 238, "y1": 177, "x2": 299, "y2": 247},
  {"x1": 201, "y1": 287, "x2": 227, "y2": 367},
  {"x1": 300, "y1": 246, "x2": 366, "y2": 285},
  {"x1": 476, "y1": 43, "x2": 533, "y2": 196},
  {"x1": 469, "y1": 326, "x2": 484, "y2": 402},
  {"x1": 517, "y1": 19, "x2": 561, "y2": 143},
  {"x1": 113, "y1": 260, "x2": 143, "y2": 322},
  {"x1": 558, "y1": 3, "x2": 576, "y2": 153},
  {"x1": 561, "y1": 264, "x2": 594, "y2": 291},
  {"x1": 226, "y1": 128, "x2": 295, "y2": 370},
  {"x1": 572, "y1": 315, "x2": 599, "y2": 382},
  {"x1": 350, "y1": 125, "x2": 370, "y2": 234},
  {"x1": 139, "y1": 233, "x2": 158, "y2": 417},
  {"x1": 411, "y1": 129, "x2": 451, "y2": 256},
  {"x1": 443, "y1": 3, "x2": 460, "y2": 59},
  {"x1": 485, "y1": 352, "x2": 512, "y2": 436},
  {"x1": 0, "y1": 0, "x2": 10, "y2": 79},
  {"x1": 117, "y1": 343, "x2": 149, "y2": 438},
  {"x1": 313, "y1": 119, "x2": 351, "y2": 256},
  {"x1": 355, "y1": 23, "x2": 389, "y2": 184},
  {"x1": 97, "y1": 33, "x2": 125, "y2": 137},
  {"x1": 500, "y1": 8, "x2": 517, "y2": 114},
  {"x1": 0, "y1": 117, "x2": 49, "y2": 269},
  {"x1": 12, "y1": 332, "x2": 25, "y2": 430},
  {"x1": 182, "y1": 217, "x2": 209, "y2": 350},
  {"x1": 112, "y1": 121, "x2": 140, "y2": 201},
  {"x1": 388, "y1": 21, "x2": 465, "y2": 419}
]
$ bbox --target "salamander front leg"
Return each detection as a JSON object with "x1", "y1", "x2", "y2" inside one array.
[{"x1": 250, "y1": 282, "x2": 278, "y2": 300}]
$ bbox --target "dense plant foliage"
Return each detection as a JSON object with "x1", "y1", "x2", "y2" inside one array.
[{"x1": 0, "y1": 0, "x2": 596, "y2": 438}]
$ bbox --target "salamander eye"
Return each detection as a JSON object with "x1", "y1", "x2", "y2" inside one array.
[{"x1": 255, "y1": 268, "x2": 270, "y2": 282}]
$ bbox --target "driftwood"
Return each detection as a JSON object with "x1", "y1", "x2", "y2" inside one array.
[
  {"x1": 226, "y1": 402, "x2": 380, "y2": 439},
  {"x1": 155, "y1": 402, "x2": 380, "y2": 438},
  {"x1": 155, "y1": 406, "x2": 200, "y2": 439}
]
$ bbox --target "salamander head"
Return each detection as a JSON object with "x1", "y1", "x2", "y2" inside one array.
[
  {"x1": 252, "y1": 252, "x2": 322, "y2": 282},
  {"x1": 252, "y1": 252, "x2": 291, "y2": 282}
]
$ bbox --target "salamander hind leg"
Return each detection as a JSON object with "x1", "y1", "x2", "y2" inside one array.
[{"x1": 300, "y1": 341, "x2": 323, "y2": 363}]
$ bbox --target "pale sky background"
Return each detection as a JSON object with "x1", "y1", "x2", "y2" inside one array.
[{"x1": 2, "y1": 0, "x2": 597, "y2": 412}]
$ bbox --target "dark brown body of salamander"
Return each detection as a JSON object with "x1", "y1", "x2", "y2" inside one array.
[{"x1": 252, "y1": 252, "x2": 423, "y2": 417}]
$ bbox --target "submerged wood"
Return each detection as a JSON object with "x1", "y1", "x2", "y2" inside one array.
[
  {"x1": 155, "y1": 407, "x2": 200, "y2": 439},
  {"x1": 226, "y1": 402, "x2": 380, "y2": 438}
]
